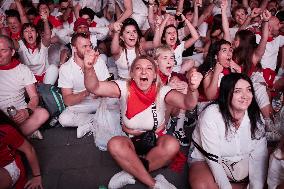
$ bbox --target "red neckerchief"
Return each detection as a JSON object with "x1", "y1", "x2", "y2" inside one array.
[
  {"x1": 0, "y1": 59, "x2": 20, "y2": 70},
  {"x1": 10, "y1": 30, "x2": 21, "y2": 41},
  {"x1": 67, "y1": 12, "x2": 74, "y2": 24},
  {"x1": 255, "y1": 32, "x2": 274, "y2": 42},
  {"x1": 262, "y1": 68, "x2": 276, "y2": 88},
  {"x1": 125, "y1": 80, "x2": 157, "y2": 119},
  {"x1": 34, "y1": 15, "x2": 62, "y2": 27},
  {"x1": 158, "y1": 70, "x2": 169, "y2": 85},
  {"x1": 90, "y1": 21, "x2": 97, "y2": 27},
  {"x1": 26, "y1": 43, "x2": 37, "y2": 53},
  {"x1": 222, "y1": 67, "x2": 231, "y2": 75},
  {"x1": 35, "y1": 72, "x2": 46, "y2": 83}
]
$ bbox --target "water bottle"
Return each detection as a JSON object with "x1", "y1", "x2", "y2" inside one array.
[{"x1": 7, "y1": 106, "x2": 17, "y2": 117}]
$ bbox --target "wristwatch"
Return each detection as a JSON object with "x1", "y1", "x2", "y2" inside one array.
[{"x1": 25, "y1": 108, "x2": 33, "y2": 116}]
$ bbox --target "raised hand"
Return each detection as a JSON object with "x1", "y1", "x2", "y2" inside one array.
[
  {"x1": 262, "y1": 9, "x2": 272, "y2": 22},
  {"x1": 250, "y1": 8, "x2": 261, "y2": 18},
  {"x1": 220, "y1": 0, "x2": 228, "y2": 10},
  {"x1": 113, "y1": 22, "x2": 122, "y2": 33},
  {"x1": 187, "y1": 68, "x2": 203, "y2": 91},
  {"x1": 83, "y1": 49, "x2": 100, "y2": 70}
]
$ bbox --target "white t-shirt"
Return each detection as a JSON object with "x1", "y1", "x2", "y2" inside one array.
[
  {"x1": 115, "y1": 80, "x2": 172, "y2": 131},
  {"x1": 58, "y1": 55, "x2": 110, "y2": 108},
  {"x1": 173, "y1": 41, "x2": 185, "y2": 73},
  {"x1": 256, "y1": 34, "x2": 284, "y2": 71},
  {"x1": 1, "y1": 0, "x2": 13, "y2": 11},
  {"x1": 190, "y1": 104, "x2": 267, "y2": 189},
  {"x1": 0, "y1": 64, "x2": 36, "y2": 112},
  {"x1": 18, "y1": 40, "x2": 49, "y2": 76},
  {"x1": 115, "y1": 48, "x2": 137, "y2": 79},
  {"x1": 115, "y1": 0, "x2": 148, "y2": 16},
  {"x1": 77, "y1": 0, "x2": 108, "y2": 13}
]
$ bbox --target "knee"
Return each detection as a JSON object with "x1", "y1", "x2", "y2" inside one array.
[
  {"x1": 107, "y1": 136, "x2": 129, "y2": 156},
  {"x1": 58, "y1": 110, "x2": 72, "y2": 127},
  {"x1": 33, "y1": 107, "x2": 49, "y2": 123},
  {"x1": 189, "y1": 180, "x2": 214, "y2": 189},
  {"x1": 159, "y1": 135, "x2": 180, "y2": 155}
]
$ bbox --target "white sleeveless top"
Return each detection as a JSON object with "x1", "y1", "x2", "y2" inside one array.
[
  {"x1": 115, "y1": 48, "x2": 136, "y2": 79},
  {"x1": 115, "y1": 80, "x2": 172, "y2": 131},
  {"x1": 18, "y1": 40, "x2": 49, "y2": 76}
]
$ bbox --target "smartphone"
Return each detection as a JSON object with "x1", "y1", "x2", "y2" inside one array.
[{"x1": 165, "y1": 7, "x2": 177, "y2": 15}]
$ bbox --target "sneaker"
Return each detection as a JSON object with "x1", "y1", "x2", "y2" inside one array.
[
  {"x1": 173, "y1": 128, "x2": 189, "y2": 147},
  {"x1": 154, "y1": 174, "x2": 177, "y2": 189},
  {"x1": 29, "y1": 130, "x2": 44, "y2": 140},
  {"x1": 77, "y1": 122, "x2": 92, "y2": 138},
  {"x1": 108, "y1": 171, "x2": 135, "y2": 189}
]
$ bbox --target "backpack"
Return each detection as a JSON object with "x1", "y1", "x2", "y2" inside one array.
[{"x1": 37, "y1": 83, "x2": 66, "y2": 128}]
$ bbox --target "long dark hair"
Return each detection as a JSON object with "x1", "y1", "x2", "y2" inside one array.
[
  {"x1": 198, "y1": 39, "x2": 231, "y2": 75},
  {"x1": 233, "y1": 29, "x2": 258, "y2": 75},
  {"x1": 120, "y1": 18, "x2": 143, "y2": 55},
  {"x1": 161, "y1": 24, "x2": 180, "y2": 46},
  {"x1": 217, "y1": 73, "x2": 262, "y2": 139}
]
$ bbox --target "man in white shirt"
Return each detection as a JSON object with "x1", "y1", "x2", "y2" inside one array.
[
  {"x1": 0, "y1": 35, "x2": 49, "y2": 138},
  {"x1": 58, "y1": 33, "x2": 110, "y2": 138}
]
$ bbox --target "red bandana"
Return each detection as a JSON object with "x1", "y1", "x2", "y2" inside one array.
[
  {"x1": 125, "y1": 80, "x2": 157, "y2": 119},
  {"x1": 0, "y1": 58, "x2": 20, "y2": 70},
  {"x1": 158, "y1": 70, "x2": 169, "y2": 85},
  {"x1": 222, "y1": 67, "x2": 231, "y2": 75},
  {"x1": 26, "y1": 43, "x2": 37, "y2": 53},
  {"x1": 90, "y1": 21, "x2": 97, "y2": 27},
  {"x1": 10, "y1": 31, "x2": 21, "y2": 41},
  {"x1": 262, "y1": 68, "x2": 276, "y2": 88}
]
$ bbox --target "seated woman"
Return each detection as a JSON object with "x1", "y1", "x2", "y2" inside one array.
[
  {"x1": 0, "y1": 111, "x2": 43, "y2": 189},
  {"x1": 188, "y1": 73, "x2": 267, "y2": 189},
  {"x1": 83, "y1": 52, "x2": 203, "y2": 188},
  {"x1": 13, "y1": 12, "x2": 58, "y2": 85},
  {"x1": 267, "y1": 136, "x2": 284, "y2": 189}
]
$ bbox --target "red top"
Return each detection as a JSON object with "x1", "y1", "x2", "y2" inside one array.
[{"x1": 0, "y1": 124, "x2": 24, "y2": 167}]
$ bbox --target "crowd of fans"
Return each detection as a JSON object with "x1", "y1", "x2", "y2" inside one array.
[{"x1": 1, "y1": 0, "x2": 284, "y2": 188}]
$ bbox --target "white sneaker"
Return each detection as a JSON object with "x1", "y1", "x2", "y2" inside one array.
[
  {"x1": 77, "y1": 122, "x2": 92, "y2": 138},
  {"x1": 29, "y1": 130, "x2": 44, "y2": 140},
  {"x1": 154, "y1": 174, "x2": 177, "y2": 189},
  {"x1": 108, "y1": 171, "x2": 135, "y2": 189}
]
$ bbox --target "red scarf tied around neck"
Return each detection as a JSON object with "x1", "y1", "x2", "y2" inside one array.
[
  {"x1": 0, "y1": 58, "x2": 20, "y2": 70},
  {"x1": 158, "y1": 70, "x2": 169, "y2": 85},
  {"x1": 125, "y1": 80, "x2": 157, "y2": 119}
]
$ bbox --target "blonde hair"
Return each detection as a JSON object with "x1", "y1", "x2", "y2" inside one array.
[{"x1": 153, "y1": 45, "x2": 173, "y2": 60}]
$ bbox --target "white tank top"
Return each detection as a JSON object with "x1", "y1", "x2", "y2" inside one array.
[{"x1": 115, "y1": 48, "x2": 137, "y2": 79}]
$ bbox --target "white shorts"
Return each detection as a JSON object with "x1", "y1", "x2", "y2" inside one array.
[{"x1": 3, "y1": 160, "x2": 20, "y2": 186}]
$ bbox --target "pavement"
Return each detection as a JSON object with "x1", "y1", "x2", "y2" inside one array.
[{"x1": 29, "y1": 127, "x2": 191, "y2": 189}]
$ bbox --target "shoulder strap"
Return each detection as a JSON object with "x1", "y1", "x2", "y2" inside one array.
[
  {"x1": 151, "y1": 102, "x2": 158, "y2": 131},
  {"x1": 192, "y1": 139, "x2": 219, "y2": 162}
]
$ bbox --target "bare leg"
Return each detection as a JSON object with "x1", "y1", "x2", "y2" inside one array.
[
  {"x1": 107, "y1": 136, "x2": 156, "y2": 188},
  {"x1": 146, "y1": 135, "x2": 180, "y2": 172},
  {"x1": 188, "y1": 161, "x2": 218, "y2": 189},
  {"x1": 0, "y1": 168, "x2": 12, "y2": 189},
  {"x1": 188, "y1": 161, "x2": 248, "y2": 189},
  {"x1": 20, "y1": 107, "x2": 49, "y2": 136}
]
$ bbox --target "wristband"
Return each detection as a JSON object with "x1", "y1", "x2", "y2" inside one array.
[{"x1": 25, "y1": 108, "x2": 33, "y2": 116}]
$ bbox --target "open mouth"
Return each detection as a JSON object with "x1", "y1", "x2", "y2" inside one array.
[
  {"x1": 166, "y1": 66, "x2": 172, "y2": 72},
  {"x1": 140, "y1": 77, "x2": 148, "y2": 82}
]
